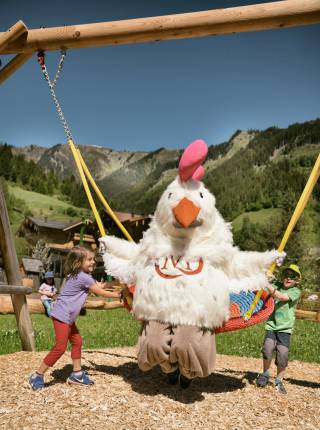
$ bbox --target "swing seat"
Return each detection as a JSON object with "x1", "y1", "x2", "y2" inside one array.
[
  {"x1": 215, "y1": 290, "x2": 274, "y2": 333},
  {"x1": 122, "y1": 287, "x2": 274, "y2": 333}
]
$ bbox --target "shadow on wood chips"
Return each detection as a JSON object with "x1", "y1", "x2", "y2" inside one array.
[{"x1": 50, "y1": 359, "x2": 246, "y2": 404}]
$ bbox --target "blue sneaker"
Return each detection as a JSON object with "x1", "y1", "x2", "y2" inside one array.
[
  {"x1": 29, "y1": 373, "x2": 45, "y2": 390},
  {"x1": 256, "y1": 373, "x2": 269, "y2": 388},
  {"x1": 67, "y1": 370, "x2": 94, "y2": 386}
]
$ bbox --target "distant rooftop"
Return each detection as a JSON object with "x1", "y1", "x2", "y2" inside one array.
[
  {"x1": 105, "y1": 211, "x2": 149, "y2": 223},
  {"x1": 22, "y1": 257, "x2": 43, "y2": 273},
  {"x1": 27, "y1": 217, "x2": 93, "y2": 231}
]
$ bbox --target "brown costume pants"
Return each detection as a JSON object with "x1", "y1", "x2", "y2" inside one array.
[{"x1": 137, "y1": 320, "x2": 216, "y2": 379}]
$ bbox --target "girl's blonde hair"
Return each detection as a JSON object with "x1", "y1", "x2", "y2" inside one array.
[{"x1": 64, "y1": 246, "x2": 92, "y2": 277}]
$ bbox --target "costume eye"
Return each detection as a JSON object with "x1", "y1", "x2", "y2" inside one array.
[
  {"x1": 200, "y1": 192, "x2": 204, "y2": 198},
  {"x1": 168, "y1": 193, "x2": 172, "y2": 199}
]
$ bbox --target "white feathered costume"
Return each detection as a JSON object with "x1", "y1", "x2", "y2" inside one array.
[{"x1": 99, "y1": 140, "x2": 284, "y2": 383}]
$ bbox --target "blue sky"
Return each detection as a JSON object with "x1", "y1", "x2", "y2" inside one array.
[{"x1": 1, "y1": 0, "x2": 320, "y2": 151}]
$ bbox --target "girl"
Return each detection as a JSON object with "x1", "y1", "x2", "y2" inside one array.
[
  {"x1": 38, "y1": 271, "x2": 57, "y2": 317},
  {"x1": 29, "y1": 246, "x2": 121, "y2": 390}
]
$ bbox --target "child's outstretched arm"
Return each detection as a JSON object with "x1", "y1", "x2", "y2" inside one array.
[
  {"x1": 89, "y1": 282, "x2": 121, "y2": 299},
  {"x1": 266, "y1": 285, "x2": 290, "y2": 302}
]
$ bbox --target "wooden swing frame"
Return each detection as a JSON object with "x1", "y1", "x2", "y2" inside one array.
[{"x1": 1, "y1": 0, "x2": 320, "y2": 349}]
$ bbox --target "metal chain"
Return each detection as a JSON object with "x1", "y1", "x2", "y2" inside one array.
[
  {"x1": 38, "y1": 50, "x2": 73, "y2": 142},
  {"x1": 51, "y1": 49, "x2": 66, "y2": 88}
]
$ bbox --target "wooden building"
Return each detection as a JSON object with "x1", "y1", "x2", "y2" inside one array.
[
  {"x1": 102, "y1": 210, "x2": 150, "y2": 242},
  {"x1": 15, "y1": 211, "x2": 150, "y2": 285},
  {"x1": 17, "y1": 216, "x2": 96, "y2": 246}
]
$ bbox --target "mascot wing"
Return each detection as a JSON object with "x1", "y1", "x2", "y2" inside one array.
[
  {"x1": 221, "y1": 248, "x2": 286, "y2": 294},
  {"x1": 229, "y1": 248, "x2": 286, "y2": 277},
  {"x1": 99, "y1": 235, "x2": 140, "y2": 284},
  {"x1": 227, "y1": 273, "x2": 269, "y2": 294}
]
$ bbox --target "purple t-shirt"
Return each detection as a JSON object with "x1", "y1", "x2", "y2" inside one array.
[{"x1": 51, "y1": 272, "x2": 95, "y2": 324}]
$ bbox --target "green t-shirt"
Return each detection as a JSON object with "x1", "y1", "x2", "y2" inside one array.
[{"x1": 265, "y1": 282, "x2": 301, "y2": 333}]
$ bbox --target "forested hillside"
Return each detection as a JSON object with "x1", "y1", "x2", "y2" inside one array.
[
  {"x1": 0, "y1": 143, "x2": 87, "y2": 207},
  {"x1": 108, "y1": 121, "x2": 320, "y2": 218},
  {"x1": 206, "y1": 121, "x2": 320, "y2": 220}
]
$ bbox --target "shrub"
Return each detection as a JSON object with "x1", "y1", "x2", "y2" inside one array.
[{"x1": 66, "y1": 206, "x2": 77, "y2": 217}]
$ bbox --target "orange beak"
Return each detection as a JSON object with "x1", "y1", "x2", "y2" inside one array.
[{"x1": 172, "y1": 197, "x2": 200, "y2": 228}]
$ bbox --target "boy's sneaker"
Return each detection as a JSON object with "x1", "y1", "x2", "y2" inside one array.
[
  {"x1": 256, "y1": 373, "x2": 269, "y2": 387},
  {"x1": 67, "y1": 370, "x2": 94, "y2": 386},
  {"x1": 29, "y1": 373, "x2": 44, "y2": 390},
  {"x1": 275, "y1": 379, "x2": 287, "y2": 394}
]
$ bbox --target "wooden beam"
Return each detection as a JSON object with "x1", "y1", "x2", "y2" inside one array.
[
  {"x1": 0, "y1": 294, "x2": 318, "y2": 321},
  {"x1": 1, "y1": 0, "x2": 320, "y2": 54},
  {"x1": 0, "y1": 284, "x2": 33, "y2": 295},
  {"x1": 0, "y1": 186, "x2": 35, "y2": 350},
  {"x1": 0, "y1": 53, "x2": 33, "y2": 85},
  {"x1": 73, "y1": 233, "x2": 96, "y2": 243},
  {"x1": 295, "y1": 309, "x2": 320, "y2": 322},
  {"x1": 0, "y1": 20, "x2": 27, "y2": 52},
  {"x1": 0, "y1": 296, "x2": 123, "y2": 314},
  {"x1": 85, "y1": 300, "x2": 123, "y2": 311}
]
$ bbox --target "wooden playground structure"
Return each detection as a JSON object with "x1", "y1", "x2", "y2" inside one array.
[{"x1": 1, "y1": 0, "x2": 320, "y2": 350}]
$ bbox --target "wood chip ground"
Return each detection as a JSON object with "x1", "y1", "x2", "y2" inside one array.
[{"x1": 0, "y1": 347, "x2": 319, "y2": 429}]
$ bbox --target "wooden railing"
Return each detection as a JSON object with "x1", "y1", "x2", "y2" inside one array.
[
  {"x1": 295, "y1": 292, "x2": 320, "y2": 322},
  {"x1": 1, "y1": 281, "x2": 319, "y2": 323},
  {"x1": 0, "y1": 284, "x2": 33, "y2": 295}
]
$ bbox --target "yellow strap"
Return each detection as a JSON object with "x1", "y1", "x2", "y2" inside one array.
[
  {"x1": 76, "y1": 148, "x2": 134, "y2": 242},
  {"x1": 68, "y1": 139, "x2": 106, "y2": 236},
  {"x1": 244, "y1": 152, "x2": 320, "y2": 321}
]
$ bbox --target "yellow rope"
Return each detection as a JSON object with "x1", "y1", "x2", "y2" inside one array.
[
  {"x1": 244, "y1": 152, "x2": 320, "y2": 321},
  {"x1": 68, "y1": 139, "x2": 106, "y2": 236},
  {"x1": 76, "y1": 149, "x2": 134, "y2": 242}
]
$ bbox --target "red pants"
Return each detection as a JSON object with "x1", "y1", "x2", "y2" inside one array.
[{"x1": 43, "y1": 318, "x2": 82, "y2": 367}]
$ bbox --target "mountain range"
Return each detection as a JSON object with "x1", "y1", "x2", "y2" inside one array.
[
  {"x1": 12, "y1": 119, "x2": 320, "y2": 221},
  {"x1": 12, "y1": 130, "x2": 256, "y2": 212}
]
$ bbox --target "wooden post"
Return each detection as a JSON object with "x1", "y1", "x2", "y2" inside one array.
[
  {"x1": 0, "y1": 186, "x2": 35, "y2": 351},
  {"x1": 0, "y1": 53, "x2": 33, "y2": 85},
  {"x1": 1, "y1": 0, "x2": 320, "y2": 54},
  {"x1": 0, "y1": 20, "x2": 27, "y2": 52}
]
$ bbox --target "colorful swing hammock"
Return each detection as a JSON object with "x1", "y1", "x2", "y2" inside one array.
[
  {"x1": 121, "y1": 285, "x2": 274, "y2": 333},
  {"x1": 216, "y1": 290, "x2": 274, "y2": 333},
  {"x1": 38, "y1": 50, "x2": 320, "y2": 334}
]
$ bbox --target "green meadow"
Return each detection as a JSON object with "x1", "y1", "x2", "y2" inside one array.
[
  {"x1": 0, "y1": 310, "x2": 319, "y2": 363},
  {"x1": 232, "y1": 208, "x2": 281, "y2": 232},
  {"x1": 8, "y1": 183, "x2": 89, "y2": 221}
]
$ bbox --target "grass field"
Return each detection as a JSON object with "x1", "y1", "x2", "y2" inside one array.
[
  {"x1": 0, "y1": 310, "x2": 319, "y2": 363},
  {"x1": 8, "y1": 183, "x2": 89, "y2": 221},
  {"x1": 232, "y1": 206, "x2": 320, "y2": 250},
  {"x1": 9, "y1": 210, "x2": 28, "y2": 257},
  {"x1": 232, "y1": 208, "x2": 281, "y2": 232}
]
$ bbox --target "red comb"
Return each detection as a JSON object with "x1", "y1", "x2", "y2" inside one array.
[{"x1": 179, "y1": 139, "x2": 208, "y2": 182}]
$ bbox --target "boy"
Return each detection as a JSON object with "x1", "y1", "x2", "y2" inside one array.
[{"x1": 256, "y1": 264, "x2": 302, "y2": 394}]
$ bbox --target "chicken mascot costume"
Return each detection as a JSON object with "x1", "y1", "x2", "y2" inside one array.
[{"x1": 99, "y1": 139, "x2": 284, "y2": 388}]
